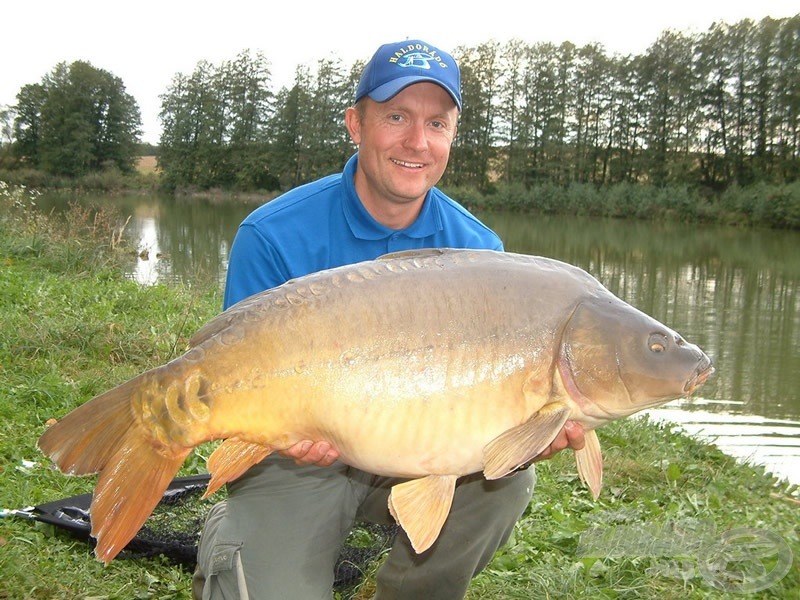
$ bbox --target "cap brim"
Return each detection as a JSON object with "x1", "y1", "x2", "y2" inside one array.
[{"x1": 367, "y1": 76, "x2": 462, "y2": 111}]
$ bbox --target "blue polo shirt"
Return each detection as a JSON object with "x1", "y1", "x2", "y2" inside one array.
[{"x1": 223, "y1": 153, "x2": 503, "y2": 309}]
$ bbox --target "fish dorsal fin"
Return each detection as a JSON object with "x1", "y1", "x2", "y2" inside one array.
[
  {"x1": 574, "y1": 429, "x2": 603, "y2": 500},
  {"x1": 203, "y1": 438, "x2": 273, "y2": 498},
  {"x1": 189, "y1": 311, "x2": 240, "y2": 348},
  {"x1": 483, "y1": 402, "x2": 571, "y2": 480},
  {"x1": 190, "y1": 281, "x2": 285, "y2": 347},
  {"x1": 388, "y1": 474, "x2": 458, "y2": 554}
]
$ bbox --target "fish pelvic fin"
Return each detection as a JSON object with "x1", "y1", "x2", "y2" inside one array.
[
  {"x1": 574, "y1": 429, "x2": 603, "y2": 500},
  {"x1": 388, "y1": 474, "x2": 458, "y2": 554},
  {"x1": 482, "y1": 401, "x2": 571, "y2": 480},
  {"x1": 204, "y1": 438, "x2": 273, "y2": 498},
  {"x1": 37, "y1": 376, "x2": 192, "y2": 564}
]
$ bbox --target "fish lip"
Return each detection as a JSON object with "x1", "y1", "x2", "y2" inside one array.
[{"x1": 684, "y1": 363, "x2": 715, "y2": 395}]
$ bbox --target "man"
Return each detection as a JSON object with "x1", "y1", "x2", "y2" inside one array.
[{"x1": 192, "y1": 39, "x2": 585, "y2": 599}]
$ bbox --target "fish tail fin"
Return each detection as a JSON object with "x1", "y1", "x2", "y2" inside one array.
[
  {"x1": 38, "y1": 378, "x2": 144, "y2": 476},
  {"x1": 204, "y1": 438, "x2": 273, "y2": 498},
  {"x1": 91, "y1": 438, "x2": 190, "y2": 564},
  {"x1": 37, "y1": 376, "x2": 191, "y2": 564}
]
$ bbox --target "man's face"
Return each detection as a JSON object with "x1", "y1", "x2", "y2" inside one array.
[{"x1": 345, "y1": 82, "x2": 459, "y2": 227}]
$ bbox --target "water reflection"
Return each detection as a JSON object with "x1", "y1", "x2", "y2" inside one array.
[
  {"x1": 647, "y1": 398, "x2": 800, "y2": 487},
  {"x1": 98, "y1": 194, "x2": 251, "y2": 288},
  {"x1": 132, "y1": 216, "x2": 161, "y2": 285},
  {"x1": 484, "y1": 213, "x2": 800, "y2": 485}
]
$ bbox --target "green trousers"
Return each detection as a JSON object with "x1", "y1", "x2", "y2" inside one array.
[{"x1": 192, "y1": 457, "x2": 535, "y2": 600}]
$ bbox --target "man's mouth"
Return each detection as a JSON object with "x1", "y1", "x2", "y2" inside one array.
[{"x1": 391, "y1": 158, "x2": 424, "y2": 169}]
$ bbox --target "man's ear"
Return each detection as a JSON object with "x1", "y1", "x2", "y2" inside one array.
[{"x1": 345, "y1": 107, "x2": 362, "y2": 145}]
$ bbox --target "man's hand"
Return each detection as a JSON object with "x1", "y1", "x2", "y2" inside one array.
[
  {"x1": 532, "y1": 421, "x2": 585, "y2": 462},
  {"x1": 280, "y1": 421, "x2": 584, "y2": 469},
  {"x1": 280, "y1": 440, "x2": 340, "y2": 466}
]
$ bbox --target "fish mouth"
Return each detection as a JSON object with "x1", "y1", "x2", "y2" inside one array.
[{"x1": 684, "y1": 361, "x2": 715, "y2": 395}]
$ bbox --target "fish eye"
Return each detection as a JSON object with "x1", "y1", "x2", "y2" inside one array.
[{"x1": 648, "y1": 333, "x2": 669, "y2": 353}]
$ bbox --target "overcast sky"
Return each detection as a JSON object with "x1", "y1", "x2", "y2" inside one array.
[{"x1": 2, "y1": 1, "x2": 797, "y2": 144}]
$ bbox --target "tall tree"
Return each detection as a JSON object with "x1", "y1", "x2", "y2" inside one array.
[
  {"x1": 158, "y1": 63, "x2": 216, "y2": 189},
  {"x1": 521, "y1": 42, "x2": 563, "y2": 185},
  {"x1": 449, "y1": 41, "x2": 501, "y2": 189},
  {"x1": 639, "y1": 31, "x2": 699, "y2": 186},
  {"x1": 268, "y1": 66, "x2": 314, "y2": 189},
  {"x1": 12, "y1": 84, "x2": 47, "y2": 163},
  {"x1": 496, "y1": 39, "x2": 528, "y2": 184},
  {"x1": 14, "y1": 61, "x2": 142, "y2": 177},
  {"x1": 769, "y1": 15, "x2": 800, "y2": 181},
  {"x1": 0, "y1": 105, "x2": 14, "y2": 146},
  {"x1": 301, "y1": 57, "x2": 353, "y2": 181}
]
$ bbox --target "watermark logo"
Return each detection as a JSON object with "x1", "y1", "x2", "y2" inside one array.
[
  {"x1": 577, "y1": 515, "x2": 793, "y2": 593},
  {"x1": 699, "y1": 527, "x2": 793, "y2": 593}
]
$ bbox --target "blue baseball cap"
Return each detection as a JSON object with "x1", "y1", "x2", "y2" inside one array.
[{"x1": 355, "y1": 40, "x2": 462, "y2": 111}]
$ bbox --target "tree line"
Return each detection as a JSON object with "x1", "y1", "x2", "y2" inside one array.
[
  {"x1": 5, "y1": 61, "x2": 142, "y2": 177},
  {"x1": 2, "y1": 14, "x2": 798, "y2": 194}
]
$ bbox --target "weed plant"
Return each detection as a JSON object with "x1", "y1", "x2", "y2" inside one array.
[{"x1": 443, "y1": 180, "x2": 800, "y2": 229}]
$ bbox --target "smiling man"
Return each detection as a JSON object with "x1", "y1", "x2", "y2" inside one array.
[{"x1": 192, "y1": 39, "x2": 585, "y2": 600}]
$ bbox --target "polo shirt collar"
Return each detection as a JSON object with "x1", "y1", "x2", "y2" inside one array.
[{"x1": 341, "y1": 153, "x2": 442, "y2": 241}]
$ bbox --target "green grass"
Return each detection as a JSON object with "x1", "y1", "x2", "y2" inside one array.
[{"x1": 1, "y1": 182, "x2": 797, "y2": 599}]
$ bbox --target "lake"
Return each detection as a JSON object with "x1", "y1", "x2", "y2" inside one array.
[{"x1": 39, "y1": 192, "x2": 800, "y2": 486}]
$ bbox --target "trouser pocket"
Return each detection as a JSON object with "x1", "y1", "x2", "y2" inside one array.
[{"x1": 199, "y1": 541, "x2": 249, "y2": 600}]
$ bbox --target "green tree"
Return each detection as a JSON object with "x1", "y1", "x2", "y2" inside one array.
[
  {"x1": 570, "y1": 43, "x2": 615, "y2": 184},
  {"x1": 522, "y1": 42, "x2": 565, "y2": 185},
  {"x1": 268, "y1": 66, "x2": 313, "y2": 188},
  {"x1": 772, "y1": 15, "x2": 800, "y2": 181},
  {"x1": 606, "y1": 54, "x2": 648, "y2": 184},
  {"x1": 0, "y1": 105, "x2": 14, "y2": 146},
  {"x1": 495, "y1": 39, "x2": 528, "y2": 185},
  {"x1": 547, "y1": 41, "x2": 577, "y2": 185},
  {"x1": 299, "y1": 57, "x2": 353, "y2": 182},
  {"x1": 639, "y1": 30, "x2": 699, "y2": 186},
  {"x1": 13, "y1": 61, "x2": 141, "y2": 177},
  {"x1": 12, "y1": 83, "x2": 48, "y2": 164},
  {"x1": 449, "y1": 41, "x2": 501, "y2": 189},
  {"x1": 159, "y1": 51, "x2": 275, "y2": 190},
  {"x1": 695, "y1": 23, "x2": 737, "y2": 188}
]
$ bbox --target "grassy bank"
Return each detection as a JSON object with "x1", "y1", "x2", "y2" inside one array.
[
  {"x1": 1, "y1": 183, "x2": 798, "y2": 599},
  {"x1": 443, "y1": 180, "x2": 800, "y2": 229},
  {"x1": 2, "y1": 165, "x2": 799, "y2": 229}
]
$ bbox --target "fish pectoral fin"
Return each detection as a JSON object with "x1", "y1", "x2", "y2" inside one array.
[
  {"x1": 204, "y1": 438, "x2": 273, "y2": 498},
  {"x1": 574, "y1": 429, "x2": 603, "y2": 500},
  {"x1": 388, "y1": 474, "x2": 458, "y2": 554},
  {"x1": 482, "y1": 402, "x2": 571, "y2": 480}
]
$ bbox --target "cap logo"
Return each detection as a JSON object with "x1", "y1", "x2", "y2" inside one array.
[{"x1": 389, "y1": 44, "x2": 450, "y2": 70}]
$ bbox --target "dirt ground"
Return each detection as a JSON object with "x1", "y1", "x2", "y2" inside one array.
[{"x1": 136, "y1": 155, "x2": 158, "y2": 173}]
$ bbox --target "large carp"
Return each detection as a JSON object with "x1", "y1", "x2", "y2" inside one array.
[{"x1": 38, "y1": 248, "x2": 713, "y2": 564}]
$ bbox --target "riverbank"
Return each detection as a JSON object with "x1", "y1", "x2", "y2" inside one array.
[
  {"x1": 1, "y1": 187, "x2": 797, "y2": 598},
  {"x1": 1, "y1": 166, "x2": 799, "y2": 229}
]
